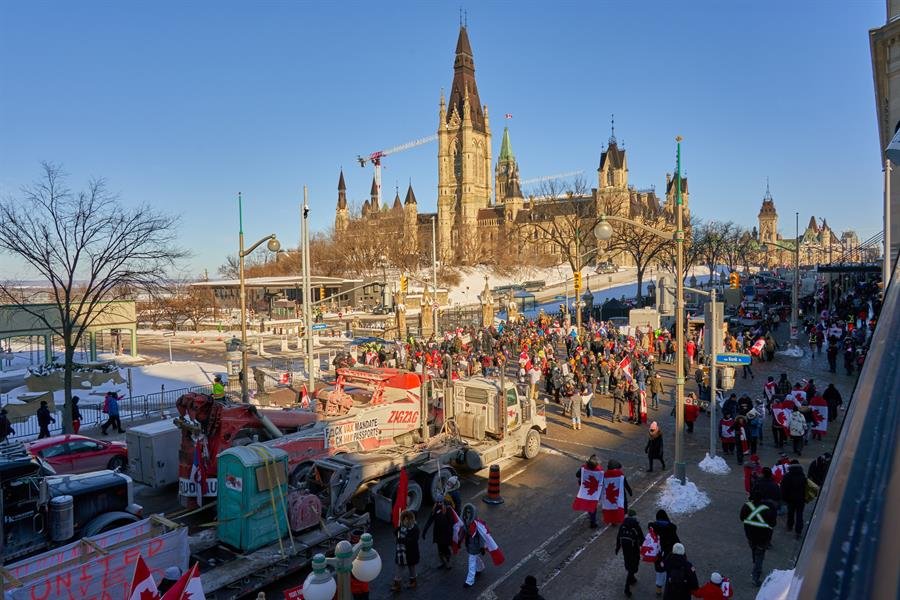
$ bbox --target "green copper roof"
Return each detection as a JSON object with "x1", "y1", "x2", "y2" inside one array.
[{"x1": 499, "y1": 127, "x2": 514, "y2": 162}]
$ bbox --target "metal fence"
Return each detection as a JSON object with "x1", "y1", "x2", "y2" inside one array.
[{"x1": 4, "y1": 379, "x2": 253, "y2": 442}]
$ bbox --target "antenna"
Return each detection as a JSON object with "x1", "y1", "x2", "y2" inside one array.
[
  {"x1": 765, "y1": 176, "x2": 771, "y2": 198},
  {"x1": 609, "y1": 114, "x2": 617, "y2": 145},
  {"x1": 459, "y1": 7, "x2": 463, "y2": 27}
]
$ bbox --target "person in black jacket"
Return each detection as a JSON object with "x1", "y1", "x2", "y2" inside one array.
[
  {"x1": 780, "y1": 460, "x2": 807, "y2": 539},
  {"x1": 649, "y1": 509, "x2": 680, "y2": 596},
  {"x1": 645, "y1": 421, "x2": 665, "y2": 472},
  {"x1": 751, "y1": 467, "x2": 782, "y2": 512},
  {"x1": 658, "y1": 542, "x2": 699, "y2": 600},
  {"x1": 807, "y1": 452, "x2": 832, "y2": 487},
  {"x1": 615, "y1": 509, "x2": 644, "y2": 597},
  {"x1": 36, "y1": 401, "x2": 55, "y2": 439},
  {"x1": 422, "y1": 499, "x2": 454, "y2": 569},
  {"x1": 512, "y1": 575, "x2": 546, "y2": 600},
  {"x1": 71, "y1": 396, "x2": 82, "y2": 435},
  {"x1": 391, "y1": 510, "x2": 420, "y2": 591},
  {"x1": 823, "y1": 384, "x2": 842, "y2": 422},
  {"x1": 0, "y1": 408, "x2": 14, "y2": 443},
  {"x1": 740, "y1": 491, "x2": 777, "y2": 586}
]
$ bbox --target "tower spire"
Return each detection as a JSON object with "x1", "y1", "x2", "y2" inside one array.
[
  {"x1": 609, "y1": 113, "x2": 617, "y2": 146},
  {"x1": 765, "y1": 177, "x2": 771, "y2": 199}
]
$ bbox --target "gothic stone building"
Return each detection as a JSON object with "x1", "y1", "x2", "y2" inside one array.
[{"x1": 335, "y1": 26, "x2": 688, "y2": 267}]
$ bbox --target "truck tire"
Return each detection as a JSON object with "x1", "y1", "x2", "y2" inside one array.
[
  {"x1": 391, "y1": 480, "x2": 423, "y2": 514},
  {"x1": 522, "y1": 429, "x2": 541, "y2": 459},
  {"x1": 428, "y1": 468, "x2": 458, "y2": 502},
  {"x1": 82, "y1": 511, "x2": 140, "y2": 537}
]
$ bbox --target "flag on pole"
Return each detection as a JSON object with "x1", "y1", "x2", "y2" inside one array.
[
  {"x1": 128, "y1": 555, "x2": 160, "y2": 600},
  {"x1": 161, "y1": 563, "x2": 205, "y2": 600},
  {"x1": 392, "y1": 468, "x2": 409, "y2": 527},
  {"x1": 617, "y1": 356, "x2": 633, "y2": 382},
  {"x1": 504, "y1": 113, "x2": 512, "y2": 119}
]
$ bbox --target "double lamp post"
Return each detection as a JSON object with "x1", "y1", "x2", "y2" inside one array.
[{"x1": 593, "y1": 135, "x2": 688, "y2": 484}]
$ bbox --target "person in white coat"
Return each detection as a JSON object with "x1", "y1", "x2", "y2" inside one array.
[{"x1": 788, "y1": 410, "x2": 807, "y2": 456}]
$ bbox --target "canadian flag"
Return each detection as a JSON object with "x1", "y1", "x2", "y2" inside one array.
[
  {"x1": 809, "y1": 396, "x2": 828, "y2": 433},
  {"x1": 300, "y1": 385, "x2": 310, "y2": 409},
  {"x1": 720, "y1": 576, "x2": 733, "y2": 598},
  {"x1": 750, "y1": 338, "x2": 765, "y2": 357},
  {"x1": 763, "y1": 381, "x2": 776, "y2": 401},
  {"x1": 162, "y1": 563, "x2": 205, "y2": 600},
  {"x1": 640, "y1": 528, "x2": 660, "y2": 562},
  {"x1": 601, "y1": 468, "x2": 625, "y2": 524},
  {"x1": 471, "y1": 520, "x2": 505, "y2": 565},
  {"x1": 128, "y1": 555, "x2": 160, "y2": 600},
  {"x1": 771, "y1": 463, "x2": 788, "y2": 485},
  {"x1": 792, "y1": 390, "x2": 807, "y2": 406},
  {"x1": 572, "y1": 465, "x2": 604, "y2": 512},
  {"x1": 720, "y1": 418, "x2": 735, "y2": 440},
  {"x1": 617, "y1": 356, "x2": 633, "y2": 382},
  {"x1": 772, "y1": 400, "x2": 794, "y2": 435},
  {"x1": 639, "y1": 390, "x2": 647, "y2": 422}
]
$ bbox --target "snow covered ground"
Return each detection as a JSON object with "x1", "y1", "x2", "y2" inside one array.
[
  {"x1": 655, "y1": 476, "x2": 711, "y2": 515},
  {"x1": 698, "y1": 453, "x2": 731, "y2": 475}
]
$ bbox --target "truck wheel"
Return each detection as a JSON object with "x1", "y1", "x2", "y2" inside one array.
[
  {"x1": 392, "y1": 480, "x2": 423, "y2": 513},
  {"x1": 429, "y1": 468, "x2": 458, "y2": 502},
  {"x1": 522, "y1": 429, "x2": 541, "y2": 459}
]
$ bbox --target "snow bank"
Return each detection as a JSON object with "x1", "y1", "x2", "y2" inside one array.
[
  {"x1": 698, "y1": 453, "x2": 731, "y2": 475},
  {"x1": 755, "y1": 569, "x2": 797, "y2": 600},
  {"x1": 776, "y1": 346, "x2": 804, "y2": 358},
  {"x1": 656, "y1": 476, "x2": 710, "y2": 515}
]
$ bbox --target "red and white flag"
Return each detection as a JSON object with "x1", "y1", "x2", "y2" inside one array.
[
  {"x1": 504, "y1": 113, "x2": 513, "y2": 119},
  {"x1": 392, "y1": 468, "x2": 409, "y2": 528},
  {"x1": 639, "y1": 390, "x2": 647, "y2": 422},
  {"x1": 128, "y1": 555, "x2": 160, "y2": 600},
  {"x1": 162, "y1": 563, "x2": 205, "y2": 600},
  {"x1": 772, "y1": 400, "x2": 794, "y2": 435},
  {"x1": 809, "y1": 396, "x2": 828, "y2": 433},
  {"x1": 617, "y1": 356, "x2": 633, "y2": 382},
  {"x1": 720, "y1": 418, "x2": 735, "y2": 440},
  {"x1": 572, "y1": 465, "x2": 604, "y2": 512},
  {"x1": 771, "y1": 463, "x2": 788, "y2": 485},
  {"x1": 300, "y1": 384, "x2": 310, "y2": 409},
  {"x1": 189, "y1": 439, "x2": 207, "y2": 507},
  {"x1": 449, "y1": 507, "x2": 464, "y2": 554},
  {"x1": 640, "y1": 528, "x2": 660, "y2": 562},
  {"x1": 792, "y1": 390, "x2": 807, "y2": 406},
  {"x1": 750, "y1": 338, "x2": 765, "y2": 357},
  {"x1": 720, "y1": 576, "x2": 733, "y2": 598},
  {"x1": 601, "y1": 468, "x2": 625, "y2": 524},
  {"x1": 472, "y1": 519, "x2": 505, "y2": 565}
]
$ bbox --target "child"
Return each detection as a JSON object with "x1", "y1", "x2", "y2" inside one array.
[{"x1": 391, "y1": 510, "x2": 420, "y2": 591}]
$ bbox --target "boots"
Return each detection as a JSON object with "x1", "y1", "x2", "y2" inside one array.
[
  {"x1": 656, "y1": 585, "x2": 663, "y2": 596},
  {"x1": 390, "y1": 579, "x2": 402, "y2": 592},
  {"x1": 407, "y1": 577, "x2": 417, "y2": 589}
]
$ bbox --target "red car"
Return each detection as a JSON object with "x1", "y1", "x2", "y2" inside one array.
[{"x1": 26, "y1": 434, "x2": 128, "y2": 475}]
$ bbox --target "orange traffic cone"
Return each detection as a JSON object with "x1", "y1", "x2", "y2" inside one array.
[{"x1": 482, "y1": 464, "x2": 504, "y2": 505}]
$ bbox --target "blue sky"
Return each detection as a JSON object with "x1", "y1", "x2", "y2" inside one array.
[{"x1": 0, "y1": 1, "x2": 886, "y2": 277}]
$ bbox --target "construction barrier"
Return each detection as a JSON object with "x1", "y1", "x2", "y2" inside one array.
[{"x1": 482, "y1": 464, "x2": 504, "y2": 505}]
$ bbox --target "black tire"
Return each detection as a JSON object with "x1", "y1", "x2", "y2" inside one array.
[
  {"x1": 428, "y1": 468, "x2": 458, "y2": 502},
  {"x1": 522, "y1": 429, "x2": 541, "y2": 459},
  {"x1": 107, "y1": 456, "x2": 126, "y2": 471}
]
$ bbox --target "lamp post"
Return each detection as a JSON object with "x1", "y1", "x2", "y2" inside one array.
[
  {"x1": 237, "y1": 193, "x2": 281, "y2": 402},
  {"x1": 759, "y1": 221, "x2": 800, "y2": 347},
  {"x1": 379, "y1": 254, "x2": 388, "y2": 308},
  {"x1": 302, "y1": 534, "x2": 382, "y2": 600},
  {"x1": 302, "y1": 187, "x2": 315, "y2": 395},
  {"x1": 595, "y1": 135, "x2": 687, "y2": 483},
  {"x1": 431, "y1": 216, "x2": 439, "y2": 335}
]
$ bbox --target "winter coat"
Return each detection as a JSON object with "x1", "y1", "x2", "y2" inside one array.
[
  {"x1": 650, "y1": 377, "x2": 666, "y2": 394},
  {"x1": 71, "y1": 399, "x2": 82, "y2": 422},
  {"x1": 823, "y1": 385, "x2": 842, "y2": 417},
  {"x1": 751, "y1": 476, "x2": 781, "y2": 506},
  {"x1": 394, "y1": 524, "x2": 420, "y2": 566},
  {"x1": 646, "y1": 430, "x2": 664, "y2": 459},
  {"x1": 788, "y1": 411, "x2": 807, "y2": 437},
  {"x1": 36, "y1": 406, "x2": 55, "y2": 427},
  {"x1": 740, "y1": 499, "x2": 777, "y2": 546},
  {"x1": 780, "y1": 464, "x2": 807, "y2": 505},
  {"x1": 615, "y1": 516, "x2": 644, "y2": 573},
  {"x1": 660, "y1": 553, "x2": 699, "y2": 600},
  {"x1": 649, "y1": 519, "x2": 680, "y2": 557},
  {"x1": 422, "y1": 504, "x2": 454, "y2": 546},
  {"x1": 692, "y1": 581, "x2": 728, "y2": 599},
  {"x1": 0, "y1": 414, "x2": 14, "y2": 438},
  {"x1": 736, "y1": 397, "x2": 753, "y2": 416},
  {"x1": 808, "y1": 455, "x2": 831, "y2": 487}
]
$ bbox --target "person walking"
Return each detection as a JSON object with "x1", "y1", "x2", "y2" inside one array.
[
  {"x1": 0, "y1": 408, "x2": 14, "y2": 443},
  {"x1": 71, "y1": 396, "x2": 82, "y2": 435},
  {"x1": 684, "y1": 394, "x2": 699, "y2": 434},
  {"x1": 36, "y1": 400, "x2": 55, "y2": 439},
  {"x1": 649, "y1": 510, "x2": 681, "y2": 597},
  {"x1": 101, "y1": 392, "x2": 124, "y2": 435},
  {"x1": 658, "y1": 542, "x2": 699, "y2": 600},
  {"x1": 807, "y1": 452, "x2": 832, "y2": 488},
  {"x1": 740, "y1": 491, "x2": 777, "y2": 587},
  {"x1": 788, "y1": 409, "x2": 807, "y2": 456},
  {"x1": 649, "y1": 373, "x2": 665, "y2": 410},
  {"x1": 580, "y1": 378, "x2": 594, "y2": 420},
  {"x1": 422, "y1": 499, "x2": 454, "y2": 570},
  {"x1": 566, "y1": 383, "x2": 582, "y2": 430},
  {"x1": 780, "y1": 459, "x2": 807, "y2": 539},
  {"x1": 823, "y1": 384, "x2": 843, "y2": 423},
  {"x1": 512, "y1": 575, "x2": 545, "y2": 600},
  {"x1": 391, "y1": 509, "x2": 420, "y2": 591},
  {"x1": 573, "y1": 455, "x2": 603, "y2": 528},
  {"x1": 691, "y1": 572, "x2": 733, "y2": 599},
  {"x1": 459, "y1": 503, "x2": 504, "y2": 588},
  {"x1": 615, "y1": 509, "x2": 644, "y2": 597},
  {"x1": 612, "y1": 381, "x2": 626, "y2": 423},
  {"x1": 646, "y1": 422, "x2": 666, "y2": 472}
]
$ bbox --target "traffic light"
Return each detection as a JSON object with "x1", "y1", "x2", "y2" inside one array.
[
  {"x1": 400, "y1": 274, "x2": 408, "y2": 295},
  {"x1": 320, "y1": 286, "x2": 326, "y2": 299},
  {"x1": 729, "y1": 272, "x2": 740, "y2": 289},
  {"x1": 573, "y1": 272, "x2": 582, "y2": 291}
]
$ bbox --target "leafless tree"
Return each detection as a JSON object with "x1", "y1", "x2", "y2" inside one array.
[
  {"x1": 657, "y1": 215, "x2": 703, "y2": 281},
  {"x1": 603, "y1": 208, "x2": 674, "y2": 302},
  {"x1": 0, "y1": 163, "x2": 185, "y2": 432},
  {"x1": 695, "y1": 220, "x2": 736, "y2": 281}
]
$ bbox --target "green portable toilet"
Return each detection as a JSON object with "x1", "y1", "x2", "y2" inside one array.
[{"x1": 217, "y1": 443, "x2": 289, "y2": 552}]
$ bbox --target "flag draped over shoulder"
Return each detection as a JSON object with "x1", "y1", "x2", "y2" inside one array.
[
  {"x1": 473, "y1": 520, "x2": 505, "y2": 565},
  {"x1": 600, "y1": 468, "x2": 625, "y2": 524},
  {"x1": 572, "y1": 465, "x2": 604, "y2": 512},
  {"x1": 809, "y1": 396, "x2": 828, "y2": 433}
]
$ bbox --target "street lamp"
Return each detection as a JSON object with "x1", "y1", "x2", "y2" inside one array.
[
  {"x1": 379, "y1": 254, "x2": 389, "y2": 308},
  {"x1": 238, "y1": 192, "x2": 281, "y2": 402},
  {"x1": 302, "y1": 534, "x2": 382, "y2": 600},
  {"x1": 759, "y1": 213, "x2": 800, "y2": 347},
  {"x1": 594, "y1": 135, "x2": 687, "y2": 484}
]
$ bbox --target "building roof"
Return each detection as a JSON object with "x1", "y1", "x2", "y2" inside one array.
[
  {"x1": 370, "y1": 175, "x2": 378, "y2": 197},
  {"x1": 477, "y1": 206, "x2": 504, "y2": 221},
  {"x1": 499, "y1": 127, "x2": 514, "y2": 162},
  {"x1": 447, "y1": 26, "x2": 486, "y2": 133},
  {"x1": 392, "y1": 190, "x2": 402, "y2": 211},
  {"x1": 337, "y1": 170, "x2": 347, "y2": 209},
  {"x1": 599, "y1": 141, "x2": 626, "y2": 171},
  {"x1": 665, "y1": 174, "x2": 689, "y2": 196},
  {"x1": 758, "y1": 198, "x2": 777, "y2": 217},
  {"x1": 404, "y1": 184, "x2": 417, "y2": 205},
  {"x1": 338, "y1": 169, "x2": 346, "y2": 191}
]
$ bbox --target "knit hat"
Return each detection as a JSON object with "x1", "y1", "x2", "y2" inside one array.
[
  {"x1": 710, "y1": 572, "x2": 722, "y2": 584},
  {"x1": 163, "y1": 566, "x2": 181, "y2": 581},
  {"x1": 672, "y1": 543, "x2": 685, "y2": 555},
  {"x1": 649, "y1": 421, "x2": 659, "y2": 432}
]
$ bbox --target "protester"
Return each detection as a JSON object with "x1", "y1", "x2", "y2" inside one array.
[
  {"x1": 512, "y1": 575, "x2": 546, "y2": 600},
  {"x1": 101, "y1": 391, "x2": 124, "y2": 435},
  {"x1": 649, "y1": 510, "x2": 681, "y2": 597},
  {"x1": 822, "y1": 383, "x2": 843, "y2": 422},
  {"x1": 37, "y1": 400, "x2": 55, "y2": 439},
  {"x1": 780, "y1": 459, "x2": 808, "y2": 539},
  {"x1": 740, "y1": 491, "x2": 777, "y2": 587},
  {"x1": 459, "y1": 503, "x2": 504, "y2": 588},
  {"x1": 684, "y1": 394, "x2": 699, "y2": 434},
  {"x1": 0, "y1": 408, "x2": 14, "y2": 443},
  {"x1": 391, "y1": 509, "x2": 420, "y2": 591},
  {"x1": 646, "y1": 422, "x2": 665, "y2": 472},
  {"x1": 573, "y1": 454, "x2": 603, "y2": 528},
  {"x1": 659, "y1": 542, "x2": 699, "y2": 600},
  {"x1": 422, "y1": 499, "x2": 454, "y2": 570},
  {"x1": 691, "y1": 572, "x2": 733, "y2": 599},
  {"x1": 615, "y1": 509, "x2": 644, "y2": 597},
  {"x1": 788, "y1": 409, "x2": 807, "y2": 456},
  {"x1": 71, "y1": 396, "x2": 82, "y2": 434},
  {"x1": 807, "y1": 452, "x2": 832, "y2": 488},
  {"x1": 649, "y1": 372, "x2": 665, "y2": 410}
]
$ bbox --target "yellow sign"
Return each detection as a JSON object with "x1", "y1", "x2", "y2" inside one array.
[{"x1": 574, "y1": 272, "x2": 582, "y2": 291}]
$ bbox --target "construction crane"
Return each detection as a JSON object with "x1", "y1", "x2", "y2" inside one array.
[
  {"x1": 357, "y1": 134, "x2": 438, "y2": 207},
  {"x1": 520, "y1": 170, "x2": 585, "y2": 187}
]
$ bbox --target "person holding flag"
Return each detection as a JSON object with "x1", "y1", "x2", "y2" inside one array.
[
  {"x1": 457, "y1": 503, "x2": 505, "y2": 588},
  {"x1": 808, "y1": 394, "x2": 828, "y2": 440},
  {"x1": 615, "y1": 509, "x2": 644, "y2": 598},
  {"x1": 128, "y1": 555, "x2": 159, "y2": 600},
  {"x1": 572, "y1": 454, "x2": 604, "y2": 528}
]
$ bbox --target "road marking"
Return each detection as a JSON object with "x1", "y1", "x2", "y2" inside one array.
[{"x1": 477, "y1": 473, "x2": 666, "y2": 600}]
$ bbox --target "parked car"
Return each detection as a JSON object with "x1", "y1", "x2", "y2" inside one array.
[
  {"x1": 595, "y1": 261, "x2": 619, "y2": 274},
  {"x1": 371, "y1": 304, "x2": 390, "y2": 315},
  {"x1": 26, "y1": 434, "x2": 128, "y2": 475}
]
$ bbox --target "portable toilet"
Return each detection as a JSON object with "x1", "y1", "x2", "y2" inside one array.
[{"x1": 217, "y1": 444, "x2": 289, "y2": 552}]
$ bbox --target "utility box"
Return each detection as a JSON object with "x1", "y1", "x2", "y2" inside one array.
[
  {"x1": 125, "y1": 420, "x2": 181, "y2": 488},
  {"x1": 629, "y1": 308, "x2": 661, "y2": 331},
  {"x1": 217, "y1": 444, "x2": 289, "y2": 553}
]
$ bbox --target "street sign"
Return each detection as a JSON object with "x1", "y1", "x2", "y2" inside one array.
[
  {"x1": 715, "y1": 353, "x2": 751, "y2": 365},
  {"x1": 311, "y1": 323, "x2": 327, "y2": 331}
]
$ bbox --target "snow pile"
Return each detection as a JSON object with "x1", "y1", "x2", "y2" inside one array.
[
  {"x1": 698, "y1": 453, "x2": 731, "y2": 475},
  {"x1": 755, "y1": 569, "x2": 797, "y2": 600},
  {"x1": 776, "y1": 346, "x2": 804, "y2": 358},
  {"x1": 656, "y1": 476, "x2": 710, "y2": 515}
]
